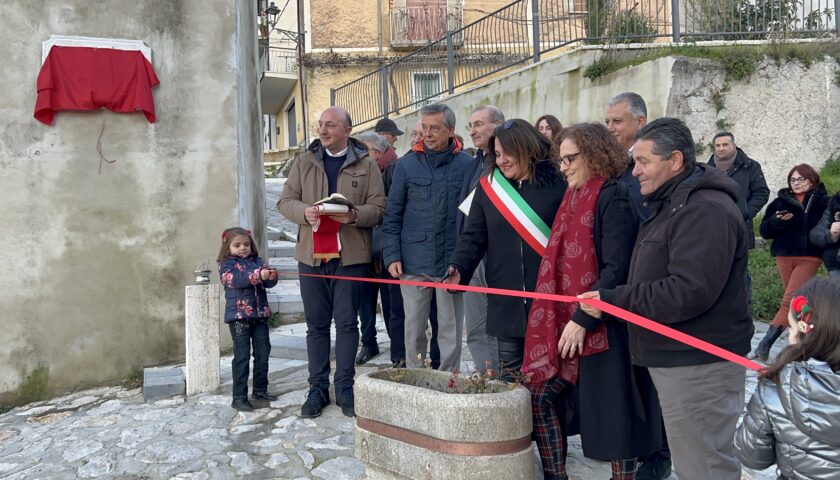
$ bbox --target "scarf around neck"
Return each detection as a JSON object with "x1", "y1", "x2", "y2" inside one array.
[{"x1": 522, "y1": 174, "x2": 609, "y2": 385}]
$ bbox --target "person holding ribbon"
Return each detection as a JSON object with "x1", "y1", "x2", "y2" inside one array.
[
  {"x1": 734, "y1": 277, "x2": 840, "y2": 479},
  {"x1": 579, "y1": 118, "x2": 754, "y2": 480},
  {"x1": 444, "y1": 119, "x2": 566, "y2": 381},
  {"x1": 522, "y1": 123, "x2": 661, "y2": 480}
]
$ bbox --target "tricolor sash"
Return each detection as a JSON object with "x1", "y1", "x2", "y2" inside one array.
[{"x1": 479, "y1": 169, "x2": 551, "y2": 256}]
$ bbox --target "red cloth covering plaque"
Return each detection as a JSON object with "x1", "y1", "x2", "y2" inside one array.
[{"x1": 34, "y1": 46, "x2": 160, "y2": 125}]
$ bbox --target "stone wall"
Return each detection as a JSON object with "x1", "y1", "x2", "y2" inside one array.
[
  {"x1": 0, "y1": 0, "x2": 261, "y2": 405},
  {"x1": 382, "y1": 46, "x2": 840, "y2": 193}
]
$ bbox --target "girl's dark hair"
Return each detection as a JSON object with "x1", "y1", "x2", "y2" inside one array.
[
  {"x1": 555, "y1": 122, "x2": 628, "y2": 179},
  {"x1": 217, "y1": 227, "x2": 258, "y2": 262},
  {"x1": 786, "y1": 163, "x2": 820, "y2": 191},
  {"x1": 534, "y1": 115, "x2": 563, "y2": 142},
  {"x1": 486, "y1": 119, "x2": 552, "y2": 181},
  {"x1": 762, "y1": 277, "x2": 840, "y2": 382}
]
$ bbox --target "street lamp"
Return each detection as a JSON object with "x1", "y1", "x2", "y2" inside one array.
[{"x1": 265, "y1": 2, "x2": 281, "y2": 28}]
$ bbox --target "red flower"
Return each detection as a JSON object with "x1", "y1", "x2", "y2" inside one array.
[
  {"x1": 221, "y1": 272, "x2": 234, "y2": 287},
  {"x1": 236, "y1": 299, "x2": 254, "y2": 316}
]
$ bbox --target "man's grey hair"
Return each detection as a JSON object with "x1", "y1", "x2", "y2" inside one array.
[
  {"x1": 420, "y1": 103, "x2": 456, "y2": 129},
  {"x1": 608, "y1": 92, "x2": 647, "y2": 119},
  {"x1": 355, "y1": 131, "x2": 389, "y2": 152},
  {"x1": 471, "y1": 105, "x2": 505, "y2": 124}
]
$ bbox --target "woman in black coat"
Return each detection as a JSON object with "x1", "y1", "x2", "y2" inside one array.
[
  {"x1": 756, "y1": 164, "x2": 828, "y2": 361},
  {"x1": 526, "y1": 123, "x2": 661, "y2": 479},
  {"x1": 444, "y1": 119, "x2": 566, "y2": 379}
]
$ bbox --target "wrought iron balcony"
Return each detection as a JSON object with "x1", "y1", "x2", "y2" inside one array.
[{"x1": 390, "y1": 5, "x2": 464, "y2": 48}]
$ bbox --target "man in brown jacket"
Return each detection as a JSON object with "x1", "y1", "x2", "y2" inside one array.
[{"x1": 277, "y1": 106, "x2": 386, "y2": 419}]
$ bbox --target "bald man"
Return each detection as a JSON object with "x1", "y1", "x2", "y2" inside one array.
[{"x1": 278, "y1": 106, "x2": 386, "y2": 419}]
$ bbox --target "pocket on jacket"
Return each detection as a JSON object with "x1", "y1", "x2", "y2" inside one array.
[
  {"x1": 407, "y1": 178, "x2": 432, "y2": 202},
  {"x1": 401, "y1": 230, "x2": 427, "y2": 243}
]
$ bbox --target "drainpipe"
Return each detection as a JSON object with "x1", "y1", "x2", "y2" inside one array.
[
  {"x1": 377, "y1": 0, "x2": 383, "y2": 56},
  {"x1": 297, "y1": 0, "x2": 309, "y2": 146}
]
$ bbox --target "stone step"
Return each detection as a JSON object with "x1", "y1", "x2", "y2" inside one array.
[
  {"x1": 268, "y1": 240, "x2": 296, "y2": 258},
  {"x1": 267, "y1": 226, "x2": 296, "y2": 242},
  {"x1": 268, "y1": 280, "x2": 304, "y2": 325},
  {"x1": 268, "y1": 256, "x2": 297, "y2": 275},
  {"x1": 269, "y1": 333, "x2": 334, "y2": 361},
  {"x1": 143, "y1": 366, "x2": 185, "y2": 402}
]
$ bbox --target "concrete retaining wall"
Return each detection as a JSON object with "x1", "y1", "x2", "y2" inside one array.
[{"x1": 383, "y1": 45, "x2": 840, "y2": 195}]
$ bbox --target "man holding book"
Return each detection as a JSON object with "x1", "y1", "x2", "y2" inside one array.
[{"x1": 277, "y1": 106, "x2": 386, "y2": 419}]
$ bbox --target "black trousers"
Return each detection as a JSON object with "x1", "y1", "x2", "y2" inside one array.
[
  {"x1": 299, "y1": 260, "x2": 366, "y2": 391},
  {"x1": 228, "y1": 318, "x2": 270, "y2": 400}
]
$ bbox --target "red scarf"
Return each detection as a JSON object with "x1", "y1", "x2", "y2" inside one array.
[{"x1": 522, "y1": 175, "x2": 609, "y2": 385}]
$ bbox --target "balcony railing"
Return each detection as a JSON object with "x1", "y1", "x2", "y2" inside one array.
[
  {"x1": 390, "y1": 5, "x2": 464, "y2": 47},
  {"x1": 336, "y1": 0, "x2": 839, "y2": 126},
  {"x1": 260, "y1": 46, "x2": 298, "y2": 75}
]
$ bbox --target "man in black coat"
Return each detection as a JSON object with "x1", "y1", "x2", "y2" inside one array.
[
  {"x1": 581, "y1": 118, "x2": 754, "y2": 480},
  {"x1": 707, "y1": 131, "x2": 770, "y2": 249}
]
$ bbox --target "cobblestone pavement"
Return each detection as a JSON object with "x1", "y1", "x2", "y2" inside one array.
[{"x1": 0, "y1": 318, "x2": 782, "y2": 480}]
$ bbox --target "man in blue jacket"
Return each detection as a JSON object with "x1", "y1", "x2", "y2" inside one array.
[{"x1": 382, "y1": 103, "x2": 472, "y2": 370}]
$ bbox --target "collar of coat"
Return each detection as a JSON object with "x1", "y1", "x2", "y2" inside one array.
[{"x1": 410, "y1": 137, "x2": 463, "y2": 155}]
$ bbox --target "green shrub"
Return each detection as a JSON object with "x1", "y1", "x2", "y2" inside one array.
[
  {"x1": 583, "y1": 56, "x2": 619, "y2": 80},
  {"x1": 719, "y1": 48, "x2": 760, "y2": 81},
  {"x1": 748, "y1": 245, "x2": 784, "y2": 322},
  {"x1": 607, "y1": 10, "x2": 658, "y2": 44},
  {"x1": 820, "y1": 155, "x2": 840, "y2": 194}
]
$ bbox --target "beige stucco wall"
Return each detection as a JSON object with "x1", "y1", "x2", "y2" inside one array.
[
  {"x1": 0, "y1": 0, "x2": 259, "y2": 405},
  {"x1": 310, "y1": 0, "x2": 380, "y2": 49},
  {"x1": 381, "y1": 46, "x2": 840, "y2": 193}
]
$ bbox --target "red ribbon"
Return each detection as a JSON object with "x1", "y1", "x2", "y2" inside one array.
[{"x1": 285, "y1": 272, "x2": 765, "y2": 372}]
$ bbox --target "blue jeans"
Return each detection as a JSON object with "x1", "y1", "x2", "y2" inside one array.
[{"x1": 228, "y1": 318, "x2": 270, "y2": 400}]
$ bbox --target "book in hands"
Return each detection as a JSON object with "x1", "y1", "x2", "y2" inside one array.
[{"x1": 313, "y1": 193, "x2": 354, "y2": 215}]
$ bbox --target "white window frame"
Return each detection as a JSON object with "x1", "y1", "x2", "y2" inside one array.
[{"x1": 410, "y1": 70, "x2": 444, "y2": 107}]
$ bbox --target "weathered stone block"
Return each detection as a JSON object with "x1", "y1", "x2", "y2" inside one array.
[{"x1": 143, "y1": 367, "x2": 185, "y2": 402}]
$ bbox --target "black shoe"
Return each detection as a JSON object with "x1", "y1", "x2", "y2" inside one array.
[
  {"x1": 355, "y1": 345, "x2": 380, "y2": 365},
  {"x1": 636, "y1": 456, "x2": 672, "y2": 480},
  {"x1": 336, "y1": 387, "x2": 355, "y2": 417},
  {"x1": 231, "y1": 398, "x2": 254, "y2": 411},
  {"x1": 300, "y1": 387, "x2": 329, "y2": 419},
  {"x1": 252, "y1": 391, "x2": 279, "y2": 401},
  {"x1": 751, "y1": 325, "x2": 784, "y2": 362}
]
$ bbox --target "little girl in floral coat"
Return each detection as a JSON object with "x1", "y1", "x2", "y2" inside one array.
[{"x1": 217, "y1": 227, "x2": 279, "y2": 411}]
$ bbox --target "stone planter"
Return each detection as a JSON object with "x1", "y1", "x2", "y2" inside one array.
[{"x1": 354, "y1": 369, "x2": 533, "y2": 480}]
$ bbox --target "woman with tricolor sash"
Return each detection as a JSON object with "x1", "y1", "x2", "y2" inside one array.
[
  {"x1": 444, "y1": 119, "x2": 566, "y2": 381},
  {"x1": 522, "y1": 123, "x2": 662, "y2": 480}
]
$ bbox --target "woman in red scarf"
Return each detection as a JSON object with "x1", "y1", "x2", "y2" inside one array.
[{"x1": 524, "y1": 123, "x2": 662, "y2": 480}]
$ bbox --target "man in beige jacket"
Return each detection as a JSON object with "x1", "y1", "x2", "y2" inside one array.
[{"x1": 277, "y1": 106, "x2": 385, "y2": 419}]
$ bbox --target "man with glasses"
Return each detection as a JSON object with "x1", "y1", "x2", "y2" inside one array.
[
  {"x1": 580, "y1": 118, "x2": 754, "y2": 480},
  {"x1": 455, "y1": 105, "x2": 505, "y2": 374},
  {"x1": 382, "y1": 103, "x2": 472, "y2": 370}
]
